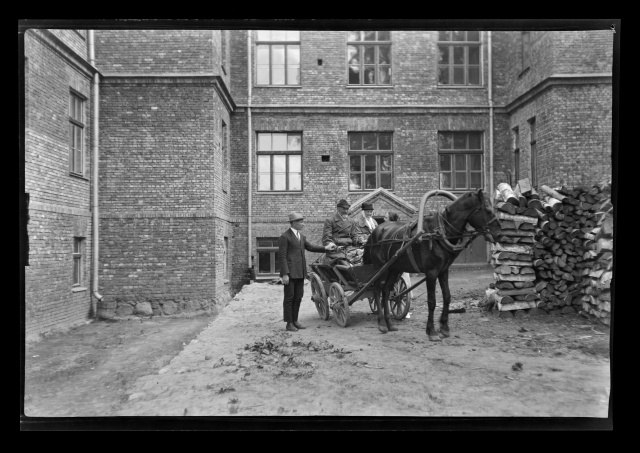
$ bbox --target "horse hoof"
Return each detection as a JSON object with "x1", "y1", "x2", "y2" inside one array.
[
  {"x1": 439, "y1": 331, "x2": 450, "y2": 338},
  {"x1": 428, "y1": 335, "x2": 441, "y2": 342},
  {"x1": 378, "y1": 325, "x2": 389, "y2": 334},
  {"x1": 388, "y1": 325, "x2": 398, "y2": 332}
]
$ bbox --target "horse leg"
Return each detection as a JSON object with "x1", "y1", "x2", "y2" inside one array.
[
  {"x1": 438, "y1": 269, "x2": 452, "y2": 338},
  {"x1": 425, "y1": 275, "x2": 440, "y2": 341},
  {"x1": 375, "y1": 277, "x2": 388, "y2": 333},
  {"x1": 383, "y1": 270, "x2": 401, "y2": 332}
]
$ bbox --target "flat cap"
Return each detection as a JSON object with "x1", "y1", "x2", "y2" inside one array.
[
  {"x1": 337, "y1": 199, "x2": 351, "y2": 208},
  {"x1": 288, "y1": 212, "x2": 304, "y2": 222}
]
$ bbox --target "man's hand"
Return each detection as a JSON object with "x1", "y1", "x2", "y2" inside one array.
[
  {"x1": 282, "y1": 275, "x2": 289, "y2": 285},
  {"x1": 325, "y1": 243, "x2": 337, "y2": 252}
]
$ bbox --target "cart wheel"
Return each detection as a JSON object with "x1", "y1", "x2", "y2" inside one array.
[
  {"x1": 368, "y1": 297, "x2": 378, "y2": 314},
  {"x1": 309, "y1": 273, "x2": 329, "y2": 321},
  {"x1": 329, "y1": 282, "x2": 350, "y2": 327},
  {"x1": 390, "y1": 276, "x2": 412, "y2": 320}
]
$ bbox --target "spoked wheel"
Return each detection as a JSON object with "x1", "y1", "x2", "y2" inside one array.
[
  {"x1": 368, "y1": 296, "x2": 378, "y2": 314},
  {"x1": 309, "y1": 273, "x2": 330, "y2": 320},
  {"x1": 390, "y1": 275, "x2": 412, "y2": 320},
  {"x1": 329, "y1": 282, "x2": 350, "y2": 327}
]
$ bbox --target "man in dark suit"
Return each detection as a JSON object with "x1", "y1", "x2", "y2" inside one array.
[
  {"x1": 322, "y1": 198, "x2": 360, "y2": 266},
  {"x1": 279, "y1": 212, "x2": 336, "y2": 332}
]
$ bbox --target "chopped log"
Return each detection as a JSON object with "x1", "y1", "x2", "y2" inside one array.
[
  {"x1": 488, "y1": 290, "x2": 515, "y2": 305},
  {"x1": 513, "y1": 185, "x2": 528, "y2": 208},
  {"x1": 601, "y1": 216, "x2": 614, "y2": 237},
  {"x1": 500, "y1": 220, "x2": 517, "y2": 230},
  {"x1": 517, "y1": 178, "x2": 533, "y2": 196},
  {"x1": 499, "y1": 229, "x2": 535, "y2": 237},
  {"x1": 534, "y1": 281, "x2": 548, "y2": 292},
  {"x1": 492, "y1": 243, "x2": 533, "y2": 254},
  {"x1": 527, "y1": 199, "x2": 544, "y2": 211},
  {"x1": 563, "y1": 197, "x2": 580, "y2": 206},
  {"x1": 496, "y1": 211, "x2": 538, "y2": 224},
  {"x1": 544, "y1": 196, "x2": 564, "y2": 212},
  {"x1": 596, "y1": 238, "x2": 613, "y2": 253},
  {"x1": 495, "y1": 281, "x2": 515, "y2": 290},
  {"x1": 496, "y1": 201, "x2": 517, "y2": 215},
  {"x1": 540, "y1": 185, "x2": 567, "y2": 202},
  {"x1": 497, "y1": 182, "x2": 520, "y2": 205},
  {"x1": 519, "y1": 267, "x2": 535, "y2": 274},
  {"x1": 497, "y1": 265, "x2": 513, "y2": 274},
  {"x1": 521, "y1": 207, "x2": 538, "y2": 218},
  {"x1": 491, "y1": 251, "x2": 512, "y2": 260},
  {"x1": 554, "y1": 212, "x2": 565, "y2": 221},
  {"x1": 496, "y1": 287, "x2": 537, "y2": 296},
  {"x1": 494, "y1": 189, "x2": 503, "y2": 202},
  {"x1": 493, "y1": 273, "x2": 537, "y2": 282},
  {"x1": 515, "y1": 253, "x2": 531, "y2": 261},
  {"x1": 497, "y1": 300, "x2": 538, "y2": 311},
  {"x1": 492, "y1": 259, "x2": 535, "y2": 267}
]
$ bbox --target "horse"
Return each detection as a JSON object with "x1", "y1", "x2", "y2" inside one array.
[{"x1": 363, "y1": 189, "x2": 501, "y2": 341}]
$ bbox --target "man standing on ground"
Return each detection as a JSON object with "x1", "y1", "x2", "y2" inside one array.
[{"x1": 279, "y1": 212, "x2": 336, "y2": 332}]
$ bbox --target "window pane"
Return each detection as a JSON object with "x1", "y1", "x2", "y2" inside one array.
[
  {"x1": 349, "y1": 66, "x2": 361, "y2": 84},
  {"x1": 468, "y1": 46, "x2": 480, "y2": 64},
  {"x1": 258, "y1": 134, "x2": 271, "y2": 151},
  {"x1": 363, "y1": 31, "x2": 375, "y2": 41},
  {"x1": 380, "y1": 155, "x2": 392, "y2": 171},
  {"x1": 70, "y1": 96, "x2": 75, "y2": 118},
  {"x1": 258, "y1": 173, "x2": 270, "y2": 190},
  {"x1": 364, "y1": 46, "x2": 375, "y2": 64},
  {"x1": 272, "y1": 30, "x2": 286, "y2": 41},
  {"x1": 289, "y1": 173, "x2": 301, "y2": 191},
  {"x1": 257, "y1": 45, "x2": 270, "y2": 64},
  {"x1": 74, "y1": 259, "x2": 80, "y2": 284},
  {"x1": 438, "y1": 46, "x2": 449, "y2": 64},
  {"x1": 452, "y1": 31, "x2": 465, "y2": 41},
  {"x1": 468, "y1": 67, "x2": 480, "y2": 85},
  {"x1": 74, "y1": 239, "x2": 80, "y2": 253},
  {"x1": 364, "y1": 66, "x2": 375, "y2": 84},
  {"x1": 272, "y1": 133, "x2": 287, "y2": 150},
  {"x1": 438, "y1": 66, "x2": 449, "y2": 84},
  {"x1": 470, "y1": 172, "x2": 482, "y2": 188},
  {"x1": 380, "y1": 172, "x2": 392, "y2": 189},
  {"x1": 468, "y1": 132, "x2": 482, "y2": 150},
  {"x1": 453, "y1": 46, "x2": 464, "y2": 64},
  {"x1": 378, "y1": 46, "x2": 390, "y2": 64},
  {"x1": 349, "y1": 133, "x2": 362, "y2": 151},
  {"x1": 455, "y1": 154, "x2": 467, "y2": 170},
  {"x1": 440, "y1": 172, "x2": 452, "y2": 188},
  {"x1": 75, "y1": 127, "x2": 82, "y2": 150},
  {"x1": 365, "y1": 174, "x2": 377, "y2": 189},
  {"x1": 377, "y1": 31, "x2": 390, "y2": 41},
  {"x1": 453, "y1": 134, "x2": 467, "y2": 149},
  {"x1": 378, "y1": 66, "x2": 391, "y2": 84},
  {"x1": 347, "y1": 45, "x2": 360, "y2": 64},
  {"x1": 439, "y1": 133, "x2": 453, "y2": 150},
  {"x1": 286, "y1": 30, "x2": 300, "y2": 41},
  {"x1": 272, "y1": 45, "x2": 285, "y2": 64},
  {"x1": 378, "y1": 133, "x2": 392, "y2": 150},
  {"x1": 350, "y1": 155, "x2": 361, "y2": 171},
  {"x1": 287, "y1": 66, "x2": 300, "y2": 85},
  {"x1": 455, "y1": 172, "x2": 467, "y2": 188},
  {"x1": 350, "y1": 174, "x2": 362, "y2": 190},
  {"x1": 288, "y1": 134, "x2": 301, "y2": 151},
  {"x1": 273, "y1": 155, "x2": 286, "y2": 172},
  {"x1": 469, "y1": 154, "x2": 482, "y2": 170},
  {"x1": 273, "y1": 173, "x2": 286, "y2": 190},
  {"x1": 258, "y1": 154, "x2": 270, "y2": 171},
  {"x1": 289, "y1": 154, "x2": 301, "y2": 172},
  {"x1": 438, "y1": 31, "x2": 450, "y2": 41},
  {"x1": 258, "y1": 252, "x2": 271, "y2": 273},
  {"x1": 365, "y1": 154, "x2": 376, "y2": 171},
  {"x1": 440, "y1": 154, "x2": 451, "y2": 171},
  {"x1": 287, "y1": 46, "x2": 300, "y2": 65},
  {"x1": 363, "y1": 133, "x2": 377, "y2": 150},
  {"x1": 348, "y1": 31, "x2": 360, "y2": 41},
  {"x1": 467, "y1": 31, "x2": 480, "y2": 41},
  {"x1": 272, "y1": 66, "x2": 285, "y2": 84},
  {"x1": 257, "y1": 66, "x2": 270, "y2": 85},
  {"x1": 258, "y1": 239, "x2": 273, "y2": 247},
  {"x1": 453, "y1": 67, "x2": 465, "y2": 84},
  {"x1": 74, "y1": 146, "x2": 82, "y2": 173},
  {"x1": 275, "y1": 256, "x2": 281, "y2": 274},
  {"x1": 256, "y1": 30, "x2": 271, "y2": 41}
]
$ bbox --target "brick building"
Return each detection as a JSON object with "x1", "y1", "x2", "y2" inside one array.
[{"x1": 22, "y1": 28, "x2": 613, "y2": 337}]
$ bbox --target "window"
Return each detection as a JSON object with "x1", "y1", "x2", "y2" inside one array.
[
  {"x1": 348, "y1": 132, "x2": 393, "y2": 191},
  {"x1": 223, "y1": 237, "x2": 229, "y2": 280},
  {"x1": 257, "y1": 238, "x2": 281, "y2": 275},
  {"x1": 256, "y1": 30, "x2": 300, "y2": 86},
  {"x1": 529, "y1": 117, "x2": 537, "y2": 187},
  {"x1": 347, "y1": 31, "x2": 391, "y2": 85},
  {"x1": 257, "y1": 132, "x2": 302, "y2": 191},
  {"x1": 521, "y1": 31, "x2": 531, "y2": 72},
  {"x1": 438, "y1": 31, "x2": 481, "y2": 86},
  {"x1": 69, "y1": 92, "x2": 85, "y2": 175},
  {"x1": 438, "y1": 132, "x2": 484, "y2": 191},
  {"x1": 512, "y1": 127, "x2": 520, "y2": 183},
  {"x1": 73, "y1": 238, "x2": 84, "y2": 286},
  {"x1": 222, "y1": 120, "x2": 229, "y2": 193}
]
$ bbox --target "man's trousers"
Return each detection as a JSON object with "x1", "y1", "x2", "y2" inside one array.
[{"x1": 283, "y1": 278, "x2": 305, "y2": 323}]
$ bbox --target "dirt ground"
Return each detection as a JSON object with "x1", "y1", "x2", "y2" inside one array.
[{"x1": 23, "y1": 267, "x2": 611, "y2": 420}]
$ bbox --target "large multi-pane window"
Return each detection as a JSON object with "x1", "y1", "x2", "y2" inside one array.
[
  {"x1": 256, "y1": 30, "x2": 300, "y2": 86},
  {"x1": 257, "y1": 132, "x2": 302, "y2": 191},
  {"x1": 438, "y1": 31, "x2": 481, "y2": 86},
  {"x1": 347, "y1": 31, "x2": 392, "y2": 85},
  {"x1": 257, "y1": 238, "x2": 281, "y2": 275},
  {"x1": 529, "y1": 117, "x2": 537, "y2": 187},
  {"x1": 438, "y1": 132, "x2": 483, "y2": 191},
  {"x1": 348, "y1": 132, "x2": 393, "y2": 191},
  {"x1": 69, "y1": 92, "x2": 85, "y2": 175},
  {"x1": 73, "y1": 237, "x2": 84, "y2": 287}
]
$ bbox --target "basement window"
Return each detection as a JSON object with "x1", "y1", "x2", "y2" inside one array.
[{"x1": 321, "y1": 155, "x2": 330, "y2": 162}]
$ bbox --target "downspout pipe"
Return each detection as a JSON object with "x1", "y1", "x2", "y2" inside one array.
[
  {"x1": 247, "y1": 31, "x2": 253, "y2": 281},
  {"x1": 488, "y1": 31, "x2": 495, "y2": 205},
  {"x1": 88, "y1": 30, "x2": 103, "y2": 311}
]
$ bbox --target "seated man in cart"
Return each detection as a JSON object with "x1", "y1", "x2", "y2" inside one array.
[{"x1": 321, "y1": 198, "x2": 363, "y2": 267}]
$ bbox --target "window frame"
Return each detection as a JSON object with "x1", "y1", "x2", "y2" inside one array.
[
  {"x1": 257, "y1": 237, "x2": 281, "y2": 276},
  {"x1": 69, "y1": 91, "x2": 85, "y2": 177},
  {"x1": 256, "y1": 132, "x2": 303, "y2": 192},
  {"x1": 529, "y1": 117, "x2": 537, "y2": 187},
  {"x1": 348, "y1": 132, "x2": 394, "y2": 191},
  {"x1": 437, "y1": 31, "x2": 482, "y2": 87},
  {"x1": 223, "y1": 236, "x2": 229, "y2": 281},
  {"x1": 73, "y1": 237, "x2": 84, "y2": 287},
  {"x1": 437, "y1": 131, "x2": 484, "y2": 191},
  {"x1": 346, "y1": 31, "x2": 392, "y2": 86},
  {"x1": 255, "y1": 30, "x2": 301, "y2": 86},
  {"x1": 512, "y1": 127, "x2": 520, "y2": 183}
]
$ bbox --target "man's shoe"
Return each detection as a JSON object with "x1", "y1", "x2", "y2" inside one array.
[
  {"x1": 293, "y1": 322, "x2": 306, "y2": 329},
  {"x1": 286, "y1": 323, "x2": 298, "y2": 332}
]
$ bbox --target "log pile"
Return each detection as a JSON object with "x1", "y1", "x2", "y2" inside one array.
[{"x1": 488, "y1": 178, "x2": 614, "y2": 324}]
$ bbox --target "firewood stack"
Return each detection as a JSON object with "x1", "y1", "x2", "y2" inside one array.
[{"x1": 487, "y1": 178, "x2": 614, "y2": 324}]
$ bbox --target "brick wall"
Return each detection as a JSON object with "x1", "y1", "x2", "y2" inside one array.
[{"x1": 24, "y1": 30, "x2": 95, "y2": 339}]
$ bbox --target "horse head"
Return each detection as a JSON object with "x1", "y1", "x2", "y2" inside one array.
[{"x1": 465, "y1": 189, "x2": 501, "y2": 243}]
